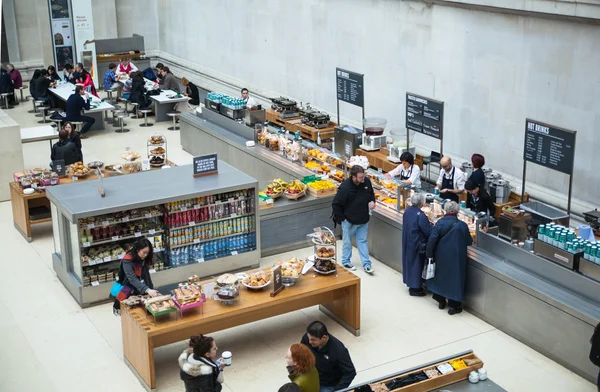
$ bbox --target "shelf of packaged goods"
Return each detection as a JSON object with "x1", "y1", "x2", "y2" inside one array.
[
  {"x1": 80, "y1": 212, "x2": 163, "y2": 229},
  {"x1": 166, "y1": 212, "x2": 253, "y2": 231},
  {"x1": 80, "y1": 230, "x2": 164, "y2": 248},
  {"x1": 83, "y1": 265, "x2": 166, "y2": 288},
  {"x1": 166, "y1": 196, "x2": 248, "y2": 215},
  {"x1": 82, "y1": 247, "x2": 166, "y2": 268},
  {"x1": 168, "y1": 229, "x2": 256, "y2": 250}
]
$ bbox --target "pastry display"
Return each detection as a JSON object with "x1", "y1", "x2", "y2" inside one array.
[
  {"x1": 121, "y1": 151, "x2": 141, "y2": 161},
  {"x1": 310, "y1": 229, "x2": 336, "y2": 245},
  {"x1": 316, "y1": 246, "x2": 335, "y2": 258},
  {"x1": 150, "y1": 156, "x2": 165, "y2": 166},
  {"x1": 279, "y1": 258, "x2": 305, "y2": 278},
  {"x1": 242, "y1": 271, "x2": 271, "y2": 289},
  {"x1": 68, "y1": 162, "x2": 92, "y2": 177},
  {"x1": 122, "y1": 161, "x2": 142, "y2": 173},
  {"x1": 173, "y1": 284, "x2": 205, "y2": 305},
  {"x1": 150, "y1": 146, "x2": 166, "y2": 155},
  {"x1": 148, "y1": 135, "x2": 165, "y2": 145},
  {"x1": 215, "y1": 273, "x2": 240, "y2": 302},
  {"x1": 314, "y1": 258, "x2": 336, "y2": 273},
  {"x1": 144, "y1": 295, "x2": 176, "y2": 313}
]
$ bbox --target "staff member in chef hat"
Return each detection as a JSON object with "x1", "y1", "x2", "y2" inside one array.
[
  {"x1": 435, "y1": 156, "x2": 466, "y2": 203},
  {"x1": 241, "y1": 87, "x2": 258, "y2": 108}
]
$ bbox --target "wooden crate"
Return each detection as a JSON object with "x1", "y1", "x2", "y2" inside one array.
[
  {"x1": 265, "y1": 108, "x2": 301, "y2": 130},
  {"x1": 296, "y1": 122, "x2": 337, "y2": 142},
  {"x1": 361, "y1": 352, "x2": 483, "y2": 392},
  {"x1": 306, "y1": 186, "x2": 337, "y2": 198}
]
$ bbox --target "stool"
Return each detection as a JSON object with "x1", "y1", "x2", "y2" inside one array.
[
  {"x1": 167, "y1": 111, "x2": 181, "y2": 131},
  {"x1": 129, "y1": 102, "x2": 140, "y2": 119},
  {"x1": 35, "y1": 100, "x2": 47, "y2": 117},
  {"x1": 1, "y1": 93, "x2": 14, "y2": 109},
  {"x1": 19, "y1": 86, "x2": 27, "y2": 102},
  {"x1": 50, "y1": 117, "x2": 63, "y2": 130},
  {"x1": 37, "y1": 106, "x2": 51, "y2": 124},
  {"x1": 422, "y1": 151, "x2": 441, "y2": 191},
  {"x1": 115, "y1": 113, "x2": 130, "y2": 133},
  {"x1": 118, "y1": 98, "x2": 130, "y2": 113},
  {"x1": 112, "y1": 109, "x2": 126, "y2": 127},
  {"x1": 139, "y1": 109, "x2": 153, "y2": 127},
  {"x1": 26, "y1": 96, "x2": 37, "y2": 113},
  {"x1": 105, "y1": 89, "x2": 115, "y2": 103},
  {"x1": 70, "y1": 121, "x2": 84, "y2": 134},
  {"x1": 106, "y1": 104, "x2": 122, "y2": 123}
]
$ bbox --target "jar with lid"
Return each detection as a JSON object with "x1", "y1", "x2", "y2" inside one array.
[
  {"x1": 20, "y1": 174, "x2": 32, "y2": 188},
  {"x1": 50, "y1": 172, "x2": 59, "y2": 185}
]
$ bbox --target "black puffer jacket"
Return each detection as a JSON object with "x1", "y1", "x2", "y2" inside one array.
[
  {"x1": 179, "y1": 349, "x2": 223, "y2": 392},
  {"x1": 331, "y1": 177, "x2": 375, "y2": 225}
]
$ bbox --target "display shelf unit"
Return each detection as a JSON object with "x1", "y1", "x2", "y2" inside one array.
[{"x1": 46, "y1": 162, "x2": 260, "y2": 307}]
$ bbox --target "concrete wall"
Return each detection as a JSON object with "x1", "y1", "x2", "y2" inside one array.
[
  {"x1": 115, "y1": 0, "x2": 159, "y2": 53},
  {"x1": 154, "y1": 0, "x2": 600, "y2": 215}
]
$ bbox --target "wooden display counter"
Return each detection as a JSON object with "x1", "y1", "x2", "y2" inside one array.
[
  {"x1": 265, "y1": 108, "x2": 337, "y2": 142},
  {"x1": 121, "y1": 267, "x2": 361, "y2": 390},
  {"x1": 10, "y1": 161, "x2": 175, "y2": 242}
]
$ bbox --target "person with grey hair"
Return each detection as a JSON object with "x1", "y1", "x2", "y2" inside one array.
[
  {"x1": 401, "y1": 193, "x2": 432, "y2": 296},
  {"x1": 425, "y1": 201, "x2": 472, "y2": 315},
  {"x1": 6, "y1": 64, "x2": 22, "y2": 105}
]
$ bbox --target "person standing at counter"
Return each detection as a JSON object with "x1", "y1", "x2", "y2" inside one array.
[
  {"x1": 425, "y1": 201, "x2": 473, "y2": 315},
  {"x1": 469, "y1": 153, "x2": 486, "y2": 188},
  {"x1": 435, "y1": 156, "x2": 465, "y2": 203},
  {"x1": 385, "y1": 152, "x2": 421, "y2": 188},
  {"x1": 112, "y1": 238, "x2": 159, "y2": 315},
  {"x1": 241, "y1": 87, "x2": 258, "y2": 108},
  {"x1": 464, "y1": 179, "x2": 496, "y2": 218},
  {"x1": 301, "y1": 321, "x2": 356, "y2": 392},
  {"x1": 402, "y1": 193, "x2": 432, "y2": 297},
  {"x1": 65, "y1": 85, "x2": 95, "y2": 136},
  {"x1": 332, "y1": 165, "x2": 376, "y2": 273}
]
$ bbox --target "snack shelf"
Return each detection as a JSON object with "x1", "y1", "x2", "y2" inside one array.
[
  {"x1": 80, "y1": 229, "x2": 164, "y2": 248},
  {"x1": 166, "y1": 196, "x2": 248, "y2": 215},
  {"x1": 167, "y1": 212, "x2": 253, "y2": 230},
  {"x1": 82, "y1": 247, "x2": 166, "y2": 268},
  {"x1": 169, "y1": 229, "x2": 256, "y2": 250},
  {"x1": 80, "y1": 212, "x2": 163, "y2": 229}
]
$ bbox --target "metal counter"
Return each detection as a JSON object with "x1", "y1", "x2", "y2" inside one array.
[{"x1": 181, "y1": 112, "x2": 406, "y2": 265}]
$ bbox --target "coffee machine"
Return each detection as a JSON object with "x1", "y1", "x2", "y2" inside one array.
[
  {"x1": 360, "y1": 133, "x2": 387, "y2": 151},
  {"x1": 334, "y1": 125, "x2": 362, "y2": 157}
]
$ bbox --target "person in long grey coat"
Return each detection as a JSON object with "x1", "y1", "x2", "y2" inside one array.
[
  {"x1": 402, "y1": 193, "x2": 432, "y2": 296},
  {"x1": 425, "y1": 201, "x2": 473, "y2": 315}
]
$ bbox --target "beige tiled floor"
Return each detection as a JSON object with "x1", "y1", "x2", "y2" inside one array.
[{"x1": 0, "y1": 93, "x2": 595, "y2": 391}]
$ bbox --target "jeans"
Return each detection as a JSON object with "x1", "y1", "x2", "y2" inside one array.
[
  {"x1": 341, "y1": 220, "x2": 371, "y2": 268},
  {"x1": 320, "y1": 387, "x2": 336, "y2": 392}
]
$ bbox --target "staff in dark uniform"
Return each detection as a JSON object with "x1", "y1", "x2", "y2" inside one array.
[
  {"x1": 435, "y1": 156, "x2": 465, "y2": 203},
  {"x1": 469, "y1": 153, "x2": 486, "y2": 188},
  {"x1": 464, "y1": 179, "x2": 496, "y2": 222}
]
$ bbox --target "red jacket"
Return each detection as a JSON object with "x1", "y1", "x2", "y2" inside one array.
[{"x1": 9, "y1": 69, "x2": 22, "y2": 89}]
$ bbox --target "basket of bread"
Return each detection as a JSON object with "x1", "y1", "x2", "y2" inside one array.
[
  {"x1": 67, "y1": 162, "x2": 93, "y2": 179},
  {"x1": 144, "y1": 294, "x2": 178, "y2": 325},
  {"x1": 242, "y1": 270, "x2": 271, "y2": 290}
]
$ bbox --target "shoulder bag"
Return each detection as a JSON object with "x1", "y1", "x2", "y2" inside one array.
[{"x1": 422, "y1": 220, "x2": 459, "y2": 280}]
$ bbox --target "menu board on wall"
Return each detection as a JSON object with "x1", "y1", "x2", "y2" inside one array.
[
  {"x1": 336, "y1": 68, "x2": 364, "y2": 107},
  {"x1": 405, "y1": 93, "x2": 444, "y2": 140},
  {"x1": 523, "y1": 119, "x2": 576, "y2": 175}
]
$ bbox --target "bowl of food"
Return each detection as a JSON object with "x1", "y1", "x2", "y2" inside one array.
[
  {"x1": 278, "y1": 258, "x2": 305, "y2": 286},
  {"x1": 87, "y1": 161, "x2": 104, "y2": 170},
  {"x1": 313, "y1": 258, "x2": 337, "y2": 275},
  {"x1": 242, "y1": 271, "x2": 271, "y2": 290},
  {"x1": 68, "y1": 162, "x2": 93, "y2": 178},
  {"x1": 315, "y1": 245, "x2": 335, "y2": 259}
]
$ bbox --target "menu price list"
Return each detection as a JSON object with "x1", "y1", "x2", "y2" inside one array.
[
  {"x1": 193, "y1": 154, "x2": 219, "y2": 177},
  {"x1": 405, "y1": 93, "x2": 444, "y2": 139},
  {"x1": 523, "y1": 119, "x2": 575, "y2": 175},
  {"x1": 336, "y1": 68, "x2": 364, "y2": 107}
]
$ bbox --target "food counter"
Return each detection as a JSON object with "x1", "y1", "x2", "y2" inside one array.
[
  {"x1": 121, "y1": 265, "x2": 360, "y2": 390},
  {"x1": 45, "y1": 162, "x2": 261, "y2": 307}
]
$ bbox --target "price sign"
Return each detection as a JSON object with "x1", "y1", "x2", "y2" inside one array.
[
  {"x1": 231, "y1": 251, "x2": 238, "y2": 256},
  {"x1": 194, "y1": 239, "x2": 200, "y2": 243},
  {"x1": 82, "y1": 241, "x2": 91, "y2": 248},
  {"x1": 181, "y1": 207, "x2": 188, "y2": 212},
  {"x1": 72, "y1": 176, "x2": 78, "y2": 182},
  {"x1": 148, "y1": 229, "x2": 156, "y2": 235},
  {"x1": 122, "y1": 217, "x2": 130, "y2": 222},
  {"x1": 111, "y1": 236, "x2": 119, "y2": 241},
  {"x1": 231, "y1": 213, "x2": 238, "y2": 218},
  {"x1": 102, "y1": 220, "x2": 109, "y2": 226},
  {"x1": 271, "y1": 265, "x2": 284, "y2": 297},
  {"x1": 104, "y1": 256, "x2": 112, "y2": 262},
  {"x1": 405, "y1": 93, "x2": 444, "y2": 140},
  {"x1": 523, "y1": 119, "x2": 576, "y2": 175},
  {"x1": 336, "y1": 68, "x2": 364, "y2": 107},
  {"x1": 193, "y1": 153, "x2": 219, "y2": 178},
  {"x1": 52, "y1": 159, "x2": 66, "y2": 177},
  {"x1": 141, "y1": 159, "x2": 151, "y2": 171},
  {"x1": 88, "y1": 259, "x2": 96, "y2": 266},
  {"x1": 135, "y1": 232, "x2": 142, "y2": 237},
  {"x1": 188, "y1": 222, "x2": 195, "y2": 226},
  {"x1": 149, "y1": 269, "x2": 156, "y2": 274},
  {"x1": 118, "y1": 253, "x2": 125, "y2": 259},
  {"x1": 197, "y1": 258, "x2": 205, "y2": 263},
  {"x1": 91, "y1": 281, "x2": 100, "y2": 287},
  {"x1": 145, "y1": 213, "x2": 153, "y2": 218},
  {"x1": 87, "y1": 223, "x2": 95, "y2": 229}
]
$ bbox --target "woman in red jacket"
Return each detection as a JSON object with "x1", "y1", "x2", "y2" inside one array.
[{"x1": 75, "y1": 63, "x2": 99, "y2": 97}]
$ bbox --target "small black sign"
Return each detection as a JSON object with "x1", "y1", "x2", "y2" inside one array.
[
  {"x1": 405, "y1": 93, "x2": 444, "y2": 140},
  {"x1": 336, "y1": 68, "x2": 364, "y2": 107},
  {"x1": 53, "y1": 159, "x2": 66, "y2": 177},
  {"x1": 193, "y1": 154, "x2": 218, "y2": 178},
  {"x1": 272, "y1": 265, "x2": 283, "y2": 296},
  {"x1": 524, "y1": 119, "x2": 576, "y2": 175}
]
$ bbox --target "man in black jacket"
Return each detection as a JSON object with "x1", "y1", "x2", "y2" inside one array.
[
  {"x1": 332, "y1": 165, "x2": 376, "y2": 273},
  {"x1": 31, "y1": 69, "x2": 57, "y2": 107},
  {"x1": 64, "y1": 85, "x2": 95, "y2": 135},
  {"x1": 301, "y1": 321, "x2": 356, "y2": 392}
]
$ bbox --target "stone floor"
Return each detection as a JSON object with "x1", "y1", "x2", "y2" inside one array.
[{"x1": 0, "y1": 92, "x2": 595, "y2": 391}]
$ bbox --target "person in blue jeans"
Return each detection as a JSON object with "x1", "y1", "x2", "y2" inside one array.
[{"x1": 331, "y1": 165, "x2": 376, "y2": 274}]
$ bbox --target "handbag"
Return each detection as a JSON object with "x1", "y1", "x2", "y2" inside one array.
[
  {"x1": 109, "y1": 280, "x2": 123, "y2": 298},
  {"x1": 422, "y1": 258, "x2": 435, "y2": 280}
]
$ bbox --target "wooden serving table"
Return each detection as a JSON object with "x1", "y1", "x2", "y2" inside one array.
[
  {"x1": 121, "y1": 267, "x2": 361, "y2": 390},
  {"x1": 10, "y1": 161, "x2": 175, "y2": 242}
]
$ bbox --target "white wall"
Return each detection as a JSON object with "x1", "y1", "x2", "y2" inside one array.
[
  {"x1": 155, "y1": 0, "x2": 600, "y2": 211},
  {"x1": 116, "y1": 0, "x2": 159, "y2": 53}
]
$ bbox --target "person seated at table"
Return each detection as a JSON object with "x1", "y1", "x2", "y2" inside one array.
[
  {"x1": 0, "y1": 67, "x2": 14, "y2": 102},
  {"x1": 65, "y1": 85, "x2": 95, "y2": 136},
  {"x1": 159, "y1": 66, "x2": 179, "y2": 92},
  {"x1": 153, "y1": 62, "x2": 165, "y2": 84},
  {"x1": 103, "y1": 63, "x2": 117, "y2": 91},
  {"x1": 51, "y1": 129, "x2": 79, "y2": 166},
  {"x1": 142, "y1": 62, "x2": 162, "y2": 82},
  {"x1": 74, "y1": 63, "x2": 98, "y2": 97},
  {"x1": 116, "y1": 56, "x2": 138, "y2": 76},
  {"x1": 174, "y1": 77, "x2": 200, "y2": 114},
  {"x1": 7, "y1": 64, "x2": 22, "y2": 104},
  {"x1": 129, "y1": 71, "x2": 151, "y2": 115},
  {"x1": 62, "y1": 121, "x2": 82, "y2": 162},
  {"x1": 47, "y1": 65, "x2": 61, "y2": 83},
  {"x1": 31, "y1": 69, "x2": 57, "y2": 107},
  {"x1": 121, "y1": 71, "x2": 135, "y2": 100},
  {"x1": 62, "y1": 63, "x2": 77, "y2": 84}
]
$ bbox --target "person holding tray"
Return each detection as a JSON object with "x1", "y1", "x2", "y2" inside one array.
[{"x1": 111, "y1": 238, "x2": 159, "y2": 315}]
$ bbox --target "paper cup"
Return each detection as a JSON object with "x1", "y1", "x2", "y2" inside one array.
[{"x1": 222, "y1": 351, "x2": 232, "y2": 366}]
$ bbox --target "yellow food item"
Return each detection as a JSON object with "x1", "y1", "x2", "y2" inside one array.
[
  {"x1": 321, "y1": 165, "x2": 330, "y2": 173},
  {"x1": 304, "y1": 161, "x2": 321, "y2": 170},
  {"x1": 449, "y1": 359, "x2": 467, "y2": 370},
  {"x1": 308, "y1": 180, "x2": 336, "y2": 191}
]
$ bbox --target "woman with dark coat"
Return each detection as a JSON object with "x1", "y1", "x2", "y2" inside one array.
[
  {"x1": 112, "y1": 238, "x2": 159, "y2": 314},
  {"x1": 129, "y1": 71, "x2": 150, "y2": 110},
  {"x1": 179, "y1": 335, "x2": 225, "y2": 392},
  {"x1": 469, "y1": 153, "x2": 486, "y2": 189},
  {"x1": 425, "y1": 201, "x2": 473, "y2": 315},
  {"x1": 401, "y1": 193, "x2": 432, "y2": 296},
  {"x1": 47, "y1": 65, "x2": 61, "y2": 83},
  {"x1": 62, "y1": 121, "x2": 82, "y2": 162}
]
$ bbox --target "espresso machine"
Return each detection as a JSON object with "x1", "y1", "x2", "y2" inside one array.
[
  {"x1": 334, "y1": 125, "x2": 362, "y2": 157},
  {"x1": 270, "y1": 97, "x2": 299, "y2": 118}
]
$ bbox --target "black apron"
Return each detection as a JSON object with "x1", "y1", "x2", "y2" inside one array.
[
  {"x1": 441, "y1": 167, "x2": 459, "y2": 203},
  {"x1": 400, "y1": 165, "x2": 413, "y2": 181}
]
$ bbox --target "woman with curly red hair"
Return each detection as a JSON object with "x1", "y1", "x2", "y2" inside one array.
[{"x1": 285, "y1": 343, "x2": 320, "y2": 392}]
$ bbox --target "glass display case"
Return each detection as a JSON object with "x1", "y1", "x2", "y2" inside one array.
[{"x1": 46, "y1": 163, "x2": 260, "y2": 307}]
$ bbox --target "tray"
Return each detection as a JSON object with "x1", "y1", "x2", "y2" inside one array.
[
  {"x1": 306, "y1": 186, "x2": 337, "y2": 198},
  {"x1": 145, "y1": 303, "x2": 178, "y2": 326},
  {"x1": 172, "y1": 296, "x2": 204, "y2": 318}
]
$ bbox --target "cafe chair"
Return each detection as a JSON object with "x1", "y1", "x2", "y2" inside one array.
[
  {"x1": 105, "y1": 88, "x2": 115, "y2": 103},
  {"x1": 19, "y1": 86, "x2": 27, "y2": 102},
  {"x1": 118, "y1": 97, "x2": 130, "y2": 113},
  {"x1": 107, "y1": 104, "x2": 122, "y2": 124},
  {"x1": 115, "y1": 112, "x2": 130, "y2": 133},
  {"x1": 1, "y1": 93, "x2": 14, "y2": 109},
  {"x1": 167, "y1": 111, "x2": 181, "y2": 131},
  {"x1": 26, "y1": 96, "x2": 38, "y2": 113},
  {"x1": 70, "y1": 121, "x2": 84, "y2": 134},
  {"x1": 422, "y1": 151, "x2": 441, "y2": 191},
  {"x1": 37, "y1": 106, "x2": 52, "y2": 124},
  {"x1": 47, "y1": 109, "x2": 63, "y2": 127},
  {"x1": 139, "y1": 109, "x2": 153, "y2": 127},
  {"x1": 34, "y1": 100, "x2": 48, "y2": 117},
  {"x1": 112, "y1": 108, "x2": 126, "y2": 127},
  {"x1": 129, "y1": 102, "x2": 140, "y2": 119}
]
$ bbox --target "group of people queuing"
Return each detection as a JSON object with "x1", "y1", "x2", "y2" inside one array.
[{"x1": 178, "y1": 321, "x2": 356, "y2": 392}]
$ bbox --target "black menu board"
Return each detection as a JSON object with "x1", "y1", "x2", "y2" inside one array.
[
  {"x1": 336, "y1": 68, "x2": 364, "y2": 107},
  {"x1": 193, "y1": 154, "x2": 218, "y2": 178},
  {"x1": 52, "y1": 159, "x2": 66, "y2": 177},
  {"x1": 405, "y1": 93, "x2": 444, "y2": 139},
  {"x1": 523, "y1": 119, "x2": 576, "y2": 175}
]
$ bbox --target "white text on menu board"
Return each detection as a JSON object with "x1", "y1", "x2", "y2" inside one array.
[{"x1": 527, "y1": 122, "x2": 549, "y2": 135}]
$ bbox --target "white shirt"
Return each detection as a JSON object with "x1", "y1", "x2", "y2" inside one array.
[
  {"x1": 436, "y1": 166, "x2": 466, "y2": 191},
  {"x1": 389, "y1": 164, "x2": 421, "y2": 188},
  {"x1": 245, "y1": 96, "x2": 258, "y2": 108},
  {"x1": 116, "y1": 62, "x2": 139, "y2": 76}
]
